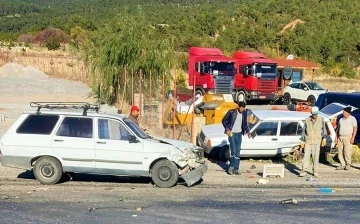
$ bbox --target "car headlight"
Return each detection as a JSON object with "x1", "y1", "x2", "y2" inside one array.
[{"x1": 204, "y1": 137, "x2": 211, "y2": 147}]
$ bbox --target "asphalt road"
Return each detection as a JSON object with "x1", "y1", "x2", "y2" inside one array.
[{"x1": 1, "y1": 178, "x2": 360, "y2": 224}]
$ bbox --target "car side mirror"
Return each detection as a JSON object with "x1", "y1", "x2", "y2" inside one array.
[
  {"x1": 129, "y1": 135, "x2": 139, "y2": 143},
  {"x1": 304, "y1": 87, "x2": 308, "y2": 91}
]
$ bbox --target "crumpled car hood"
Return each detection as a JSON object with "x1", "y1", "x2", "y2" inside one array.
[{"x1": 150, "y1": 136, "x2": 200, "y2": 152}]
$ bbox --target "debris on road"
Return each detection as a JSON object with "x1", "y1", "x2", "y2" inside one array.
[
  {"x1": 280, "y1": 198, "x2": 298, "y2": 205},
  {"x1": 318, "y1": 188, "x2": 335, "y2": 193},
  {"x1": 136, "y1": 207, "x2": 142, "y2": 211},
  {"x1": 1, "y1": 195, "x2": 11, "y2": 200},
  {"x1": 257, "y1": 179, "x2": 269, "y2": 185},
  {"x1": 250, "y1": 165, "x2": 256, "y2": 169},
  {"x1": 307, "y1": 176, "x2": 316, "y2": 181}
]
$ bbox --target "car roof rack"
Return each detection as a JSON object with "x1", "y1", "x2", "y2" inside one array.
[{"x1": 30, "y1": 102, "x2": 100, "y2": 116}]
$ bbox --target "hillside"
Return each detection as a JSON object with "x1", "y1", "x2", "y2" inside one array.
[{"x1": 0, "y1": 0, "x2": 359, "y2": 104}]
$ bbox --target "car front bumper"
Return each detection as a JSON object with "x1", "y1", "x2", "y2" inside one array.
[{"x1": 181, "y1": 163, "x2": 208, "y2": 187}]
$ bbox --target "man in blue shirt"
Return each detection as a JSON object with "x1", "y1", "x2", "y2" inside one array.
[{"x1": 222, "y1": 102, "x2": 251, "y2": 175}]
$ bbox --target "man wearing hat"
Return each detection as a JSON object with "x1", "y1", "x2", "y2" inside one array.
[
  {"x1": 336, "y1": 106, "x2": 358, "y2": 170},
  {"x1": 299, "y1": 106, "x2": 326, "y2": 177},
  {"x1": 129, "y1": 105, "x2": 140, "y2": 126}
]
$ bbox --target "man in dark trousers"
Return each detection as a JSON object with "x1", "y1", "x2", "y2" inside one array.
[{"x1": 222, "y1": 102, "x2": 251, "y2": 175}]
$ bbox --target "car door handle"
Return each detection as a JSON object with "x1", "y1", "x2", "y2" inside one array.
[
  {"x1": 271, "y1": 138, "x2": 278, "y2": 141},
  {"x1": 53, "y1": 139, "x2": 63, "y2": 142},
  {"x1": 97, "y1": 141, "x2": 106, "y2": 144}
]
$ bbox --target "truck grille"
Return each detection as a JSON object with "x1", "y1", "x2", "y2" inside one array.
[
  {"x1": 214, "y1": 76, "x2": 234, "y2": 94},
  {"x1": 257, "y1": 79, "x2": 276, "y2": 93}
]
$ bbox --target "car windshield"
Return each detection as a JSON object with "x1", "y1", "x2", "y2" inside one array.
[
  {"x1": 247, "y1": 110, "x2": 260, "y2": 130},
  {"x1": 123, "y1": 118, "x2": 149, "y2": 139},
  {"x1": 320, "y1": 103, "x2": 352, "y2": 116},
  {"x1": 305, "y1": 82, "x2": 325, "y2": 90},
  {"x1": 202, "y1": 62, "x2": 235, "y2": 75}
]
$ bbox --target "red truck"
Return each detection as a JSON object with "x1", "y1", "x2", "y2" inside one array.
[
  {"x1": 187, "y1": 47, "x2": 278, "y2": 103},
  {"x1": 188, "y1": 47, "x2": 236, "y2": 96},
  {"x1": 232, "y1": 51, "x2": 278, "y2": 103}
]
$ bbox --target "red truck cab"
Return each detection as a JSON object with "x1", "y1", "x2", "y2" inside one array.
[
  {"x1": 233, "y1": 51, "x2": 278, "y2": 103},
  {"x1": 188, "y1": 47, "x2": 235, "y2": 96}
]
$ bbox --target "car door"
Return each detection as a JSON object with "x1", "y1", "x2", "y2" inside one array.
[
  {"x1": 244, "y1": 121, "x2": 279, "y2": 157},
  {"x1": 277, "y1": 120, "x2": 303, "y2": 155},
  {"x1": 95, "y1": 117, "x2": 144, "y2": 175},
  {"x1": 298, "y1": 83, "x2": 308, "y2": 101},
  {"x1": 51, "y1": 116, "x2": 96, "y2": 172},
  {"x1": 288, "y1": 83, "x2": 299, "y2": 100}
]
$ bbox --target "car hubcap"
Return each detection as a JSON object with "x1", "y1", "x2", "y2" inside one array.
[
  {"x1": 40, "y1": 163, "x2": 55, "y2": 179},
  {"x1": 158, "y1": 166, "x2": 172, "y2": 181}
]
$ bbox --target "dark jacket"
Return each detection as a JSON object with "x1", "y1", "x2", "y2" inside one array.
[
  {"x1": 222, "y1": 109, "x2": 250, "y2": 135},
  {"x1": 128, "y1": 114, "x2": 139, "y2": 126}
]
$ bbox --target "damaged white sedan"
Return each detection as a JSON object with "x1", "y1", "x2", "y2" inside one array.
[{"x1": 0, "y1": 102, "x2": 207, "y2": 188}]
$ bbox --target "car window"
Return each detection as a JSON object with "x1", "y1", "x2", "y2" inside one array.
[
  {"x1": 98, "y1": 118, "x2": 131, "y2": 141},
  {"x1": 280, "y1": 121, "x2": 303, "y2": 136},
  {"x1": 299, "y1": 83, "x2": 307, "y2": 90},
  {"x1": 254, "y1": 121, "x2": 278, "y2": 136},
  {"x1": 289, "y1": 83, "x2": 299, "y2": 89},
  {"x1": 304, "y1": 82, "x2": 325, "y2": 90},
  {"x1": 17, "y1": 114, "x2": 59, "y2": 135},
  {"x1": 247, "y1": 110, "x2": 260, "y2": 131},
  {"x1": 56, "y1": 117, "x2": 93, "y2": 138}
]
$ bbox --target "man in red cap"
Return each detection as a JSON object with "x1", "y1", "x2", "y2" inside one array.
[{"x1": 129, "y1": 105, "x2": 140, "y2": 126}]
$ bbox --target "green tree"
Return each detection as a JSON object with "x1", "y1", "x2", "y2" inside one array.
[
  {"x1": 45, "y1": 36, "x2": 61, "y2": 50},
  {"x1": 81, "y1": 14, "x2": 176, "y2": 104}
]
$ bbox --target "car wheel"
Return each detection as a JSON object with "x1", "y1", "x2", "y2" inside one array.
[
  {"x1": 218, "y1": 145, "x2": 230, "y2": 162},
  {"x1": 33, "y1": 156, "x2": 63, "y2": 185},
  {"x1": 283, "y1": 93, "x2": 291, "y2": 105},
  {"x1": 236, "y1": 91, "x2": 247, "y2": 104},
  {"x1": 307, "y1": 95, "x2": 316, "y2": 106},
  {"x1": 151, "y1": 160, "x2": 179, "y2": 188}
]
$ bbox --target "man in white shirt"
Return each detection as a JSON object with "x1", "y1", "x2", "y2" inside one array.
[{"x1": 336, "y1": 106, "x2": 358, "y2": 170}]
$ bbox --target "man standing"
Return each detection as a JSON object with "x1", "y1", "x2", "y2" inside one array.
[
  {"x1": 128, "y1": 105, "x2": 140, "y2": 126},
  {"x1": 222, "y1": 102, "x2": 251, "y2": 175},
  {"x1": 336, "y1": 106, "x2": 358, "y2": 170},
  {"x1": 299, "y1": 106, "x2": 326, "y2": 177}
]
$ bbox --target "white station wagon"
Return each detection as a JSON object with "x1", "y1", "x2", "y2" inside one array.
[
  {"x1": 197, "y1": 103, "x2": 355, "y2": 161},
  {"x1": 0, "y1": 102, "x2": 207, "y2": 188}
]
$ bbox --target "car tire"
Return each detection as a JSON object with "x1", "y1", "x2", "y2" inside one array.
[
  {"x1": 283, "y1": 93, "x2": 291, "y2": 105},
  {"x1": 33, "y1": 156, "x2": 63, "y2": 185},
  {"x1": 151, "y1": 160, "x2": 179, "y2": 188},
  {"x1": 218, "y1": 145, "x2": 230, "y2": 162},
  {"x1": 236, "y1": 91, "x2": 247, "y2": 104},
  {"x1": 307, "y1": 95, "x2": 316, "y2": 106}
]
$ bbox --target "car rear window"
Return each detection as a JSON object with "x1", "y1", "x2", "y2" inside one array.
[{"x1": 17, "y1": 114, "x2": 60, "y2": 135}]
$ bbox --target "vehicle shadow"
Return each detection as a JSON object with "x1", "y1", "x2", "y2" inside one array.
[{"x1": 17, "y1": 170, "x2": 203, "y2": 187}]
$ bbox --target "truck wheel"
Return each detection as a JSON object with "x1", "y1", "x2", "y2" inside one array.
[
  {"x1": 283, "y1": 93, "x2": 291, "y2": 105},
  {"x1": 151, "y1": 160, "x2": 179, "y2": 188},
  {"x1": 218, "y1": 145, "x2": 230, "y2": 162},
  {"x1": 195, "y1": 89, "x2": 203, "y2": 97},
  {"x1": 236, "y1": 91, "x2": 247, "y2": 104},
  {"x1": 307, "y1": 95, "x2": 316, "y2": 106},
  {"x1": 33, "y1": 156, "x2": 63, "y2": 185}
]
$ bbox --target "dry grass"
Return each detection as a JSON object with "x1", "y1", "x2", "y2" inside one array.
[
  {"x1": 304, "y1": 76, "x2": 360, "y2": 92},
  {"x1": 0, "y1": 45, "x2": 89, "y2": 84}
]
